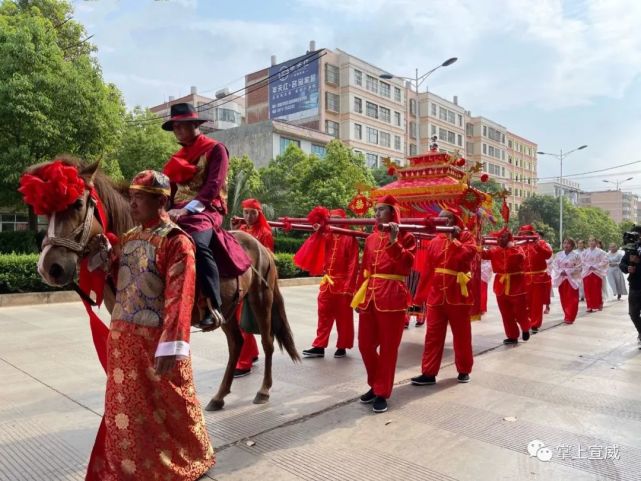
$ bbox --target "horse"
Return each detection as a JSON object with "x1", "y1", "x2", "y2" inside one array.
[{"x1": 28, "y1": 156, "x2": 300, "y2": 411}]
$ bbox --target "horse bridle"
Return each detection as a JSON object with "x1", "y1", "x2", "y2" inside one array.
[{"x1": 42, "y1": 191, "x2": 97, "y2": 255}]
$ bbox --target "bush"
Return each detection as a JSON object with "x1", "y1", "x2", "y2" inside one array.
[
  {"x1": 0, "y1": 231, "x2": 39, "y2": 254},
  {"x1": 0, "y1": 252, "x2": 309, "y2": 294},
  {"x1": 0, "y1": 253, "x2": 58, "y2": 294},
  {"x1": 273, "y1": 235, "x2": 306, "y2": 254}
]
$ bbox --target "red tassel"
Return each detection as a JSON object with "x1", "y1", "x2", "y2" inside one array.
[{"x1": 293, "y1": 231, "x2": 327, "y2": 276}]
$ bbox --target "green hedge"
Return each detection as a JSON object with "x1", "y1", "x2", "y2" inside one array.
[
  {"x1": 0, "y1": 252, "x2": 307, "y2": 294},
  {"x1": 273, "y1": 235, "x2": 306, "y2": 254},
  {"x1": 0, "y1": 231, "x2": 39, "y2": 254}
]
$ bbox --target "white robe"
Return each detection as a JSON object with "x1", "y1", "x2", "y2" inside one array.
[
  {"x1": 481, "y1": 259, "x2": 492, "y2": 284},
  {"x1": 552, "y1": 250, "x2": 582, "y2": 290},
  {"x1": 581, "y1": 247, "x2": 608, "y2": 280},
  {"x1": 606, "y1": 250, "x2": 628, "y2": 296}
]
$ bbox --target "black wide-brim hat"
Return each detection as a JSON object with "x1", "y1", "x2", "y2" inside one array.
[{"x1": 161, "y1": 102, "x2": 208, "y2": 131}]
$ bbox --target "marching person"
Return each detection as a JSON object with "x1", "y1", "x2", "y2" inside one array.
[
  {"x1": 581, "y1": 236, "x2": 608, "y2": 312},
  {"x1": 481, "y1": 228, "x2": 530, "y2": 344},
  {"x1": 88, "y1": 170, "x2": 214, "y2": 480},
  {"x1": 607, "y1": 243, "x2": 627, "y2": 300},
  {"x1": 552, "y1": 238, "x2": 583, "y2": 324},
  {"x1": 411, "y1": 209, "x2": 477, "y2": 386},
  {"x1": 619, "y1": 233, "x2": 641, "y2": 347},
  {"x1": 352, "y1": 195, "x2": 416, "y2": 413},
  {"x1": 302, "y1": 209, "x2": 360, "y2": 359},
  {"x1": 518, "y1": 225, "x2": 553, "y2": 333},
  {"x1": 230, "y1": 198, "x2": 274, "y2": 377},
  {"x1": 162, "y1": 102, "x2": 249, "y2": 329}
]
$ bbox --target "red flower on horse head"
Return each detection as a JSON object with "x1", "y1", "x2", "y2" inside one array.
[{"x1": 18, "y1": 161, "x2": 86, "y2": 215}]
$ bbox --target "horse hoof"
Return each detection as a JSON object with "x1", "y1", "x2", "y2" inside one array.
[
  {"x1": 253, "y1": 393, "x2": 270, "y2": 404},
  {"x1": 205, "y1": 399, "x2": 225, "y2": 411}
]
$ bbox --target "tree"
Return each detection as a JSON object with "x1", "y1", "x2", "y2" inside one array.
[
  {"x1": 225, "y1": 155, "x2": 264, "y2": 227},
  {"x1": 0, "y1": 0, "x2": 125, "y2": 228},
  {"x1": 114, "y1": 107, "x2": 177, "y2": 181},
  {"x1": 371, "y1": 166, "x2": 395, "y2": 187}
]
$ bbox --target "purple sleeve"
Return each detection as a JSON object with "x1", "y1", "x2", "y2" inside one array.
[{"x1": 195, "y1": 143, "x2": 228, "y2": 207}]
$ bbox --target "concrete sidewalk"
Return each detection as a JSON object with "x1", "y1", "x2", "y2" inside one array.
[{"x1": 1, "y1": 286, "x2": 640, "y2": 480}]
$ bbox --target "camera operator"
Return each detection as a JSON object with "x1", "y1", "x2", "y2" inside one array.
[{"x1": 619, "y1": 226, "x2": 641, "y2": 348}]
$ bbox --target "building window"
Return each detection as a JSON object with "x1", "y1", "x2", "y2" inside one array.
[
  {"x1": 502, "y1": 167, "x2": 505, "y2": 177},
  {"x1": 483, "y1": 125, "x2": 487, "y2": 137},
  {"x1": 447, "y1": 111, "x2": 455, "y2": 124},
  {"x1": 0, "y1": 213, "x2": 29, "y2": 232},
  {"x1": 380, "y1": 82, "x2": 391, "y2": 98},
  {"x1": 439, "y1": 128, "x2": 447, "y2": 141},
  {"x1": 366, "y1": 101, "x2": 378, "y2": 119},
  {"x1": 354, "y1": 69, "x2": 362, "y2": 86},
  {"x1": 409, "y1": 144, "x2": 417, "y2": 156},
  {"x1": 380, "y1": 106, "x2": 391, "y2": 123},
  {"x1": 431, "y1": 125, "x2": 436, "y2": 135},
  {"x1": 394, "y1": 111, "x2": 401, "y2": 126},
  {"x1": 354, "y1": 97, "x2": 362, "y2": 114},
  {"x1": 409, "y1": 98, "x2": 417, "y2": 116},
  {"x1": 325, "y1": 63, "x2": 339, "y2": 85},
  {"x1": 458, "y1": 114, "x2": 463, "y2": 127},
  {"x1": 457, "y1": 134, "x2": 462, "y2": 146},
  {"x1": 325, "y1": 120, "x2": 339, "y2": 137},
  {"x1": 326, "y1": 92, "x2": 340, "y2": 113},
  {"x1": 217, "y1": 108, "x2": 241, "y2": 124},
  {"x1": 280, "y1": 137, "x2": 300, "y2": 154},
  {"x1": 508, "y1": 139, "x2": 513, "y2": 149},
  {"x1": 466, "y1": 123, "x2": 473, "y2": 136},
  {"x1": 366, "y1": 75, "x2": 378, "y2": 93},
  {"x1": 354, "y1": 123, "x2": 362, "y2": 140},
  {"x1": 431, "y1": 103, "x2": 437, "y2": 116},
  {"x1": 380, "y1": 131, "x2": 391, "y2": 148},
  {"x1": 482, "y1": 143, "x2": 487, "y2": 154},
  {"x1": 311, "y1": 144, "x2": 326, "y2": 158},
  {"x1": 394, "y1": 86, "x2": 401, "y2": 102},
  {"x1": 366, "y1": 153, "x2": 378, "y2": 167},
  {"x1": 447, "y1": 131, "x2": 456, "y2": 144},
  {"x1": 394, "y1": 135, "x2": 401, "y2": 150},
  {"x1": 367, "y1": 126, "x2": 379, "y2": 144},
  {"x1": 439, "y1": 107, "x2": 447, "y2": 121},
  {"x1": 508, "y1": 155, "x2": 513, "y2": 164},
  {"x1": 409, "y1": 121, "x2": 417, "y2": 139}
]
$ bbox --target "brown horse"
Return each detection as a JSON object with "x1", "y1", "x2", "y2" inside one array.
[{"x1": 29, "y1": 157, "x2": 300, "y2": 411}]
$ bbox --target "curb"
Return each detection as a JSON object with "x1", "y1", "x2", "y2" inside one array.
[{"x1": 0, "y1": 277, "x2": 322, "y2": 308}]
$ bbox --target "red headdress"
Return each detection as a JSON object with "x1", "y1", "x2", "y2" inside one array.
[
  {"x1": 517, "y1": 224, "x2": 537, "y2": 236},
  {"x1": 293, "y1": 206, "x2": 331, "y2": 275},
  {"x1": 241, "y1": 198, "x2": 271, "y2": 232},
  {"x1": 489, "y1": 227, "x2": 513, "y2": 241},
  {"x1": 441, "y1": 206, "x2": 464, "y2": 228},
  {"x1": 18, "y1": 160, "x2": 86, "y2": 215},
  {"x1": 329, "y1": 208, "x2": 347, "y2": 218},
  {"x1": 376, "y1": 194, "x2": 400, "y2": 223}
]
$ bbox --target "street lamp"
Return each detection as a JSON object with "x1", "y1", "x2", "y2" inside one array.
[
  {"x1": 537, "y1": 145, "x2": 588, "y2": 247},
  {"x1": 603, "y1": 177, "x2": 633, "y2": 190},
  {"x1": 380, "y1": 57, "x2": 457, "y2": 155}
]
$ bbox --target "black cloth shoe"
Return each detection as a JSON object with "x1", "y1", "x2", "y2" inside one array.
[
  {"x1": 503, "y1": 338, "x2": 518, "y2": 345},
  {"x1": 522, "y1": 330, "x2": 530, "y2": 341},
  {"x1": 334, "y1": 348, "x2": 347, "y2": 358},
  {"x1": 373, "y1": 396, "x2": 388, "y2": 413},
  {"x1": 302, "y1": 347, "x2": 325, "y2": 358},
  {"x1": 411, "y1": 374, "x2": 436, "y2": 386},
  {"x1": 457, "y1": 373, "x2": 470, "y2": 383},
  {"x1": 360, "y1": 388, "x2": 376, "y2": 404},
  {"x1": 233, "y1": 368, "x2": 251, "y2": 378},
  {"x1": 531, "y1": 327, "x2": 539, "y2": 334}
]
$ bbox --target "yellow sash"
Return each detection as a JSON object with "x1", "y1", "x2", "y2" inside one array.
[
  {"x1": 525, "y1": 269, "x2": 547, "y2": 275},
  {"x1": 320, "y1": 274, "x2": 334, "y2": 285},
  {"x1": 498, "y1": 272, "x2": 523, "y2": 295},
  {"x1": 350, "y1": 270, "x2": 405, "y2": 308},
  {"x1": 434, "y1": 268, "x2": 472, "y2": 297}
]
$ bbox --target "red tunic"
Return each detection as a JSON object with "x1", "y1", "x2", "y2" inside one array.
[
  {"x1": 415, "y1": 231, "x2": 478, "y2": 306},
  {"x1": 319, "y1": 233, "x2": 360, "y2": 295},
  {"x1": 353, "y1": 231, "x2": 416, "y2": 312},
  {"x1": 481, "y1": 246, "x2": 526, "y2": 296},
  {"x1": 521, "y1": 240, "x2": 553, "y2": 285},
  {"x1": 239, "y1": 223, "x2": 274, "y2": 252}
]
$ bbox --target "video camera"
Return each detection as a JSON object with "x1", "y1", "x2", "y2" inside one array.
[{"x1": 622, "y1": 229, "x2": 641, "y2": 258}]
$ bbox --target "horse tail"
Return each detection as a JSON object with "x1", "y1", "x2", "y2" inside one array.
[{"x1": 270, "y1": 278, "x2": 301, "y2": 363}]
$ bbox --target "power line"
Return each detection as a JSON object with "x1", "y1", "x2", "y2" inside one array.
[{"x1": 536, "y1": 160, "x2": 641, "y2": 181}]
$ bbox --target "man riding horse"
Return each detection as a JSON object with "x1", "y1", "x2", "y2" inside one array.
[{"x1": 161, "y1": 102, "x2": 250, "y2": 329}]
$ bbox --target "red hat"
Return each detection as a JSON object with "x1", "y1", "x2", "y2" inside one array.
[
  {"x1": 441, "y1": 206, "x2": 464, "y2": 228},
  {"x1": 241, "y1": 198, "x2": 263, "y2": 211},
  {"x1": 376, "y1": 195, "x2": 400, "y2": 223},
  {"x1": 161, "y1": 103, "x2": 207, "y2": 131},
  {"x1": 518, "y1": 224, "x2": 536, "y2": 235},
  {"x1": 329, "y1": 208, "x2": 347, "y2": 218},
  {"x1": 490, "y1": 227, "x2": 513, "y2": 241},
  {"x1": 130, "y1": 170, "x2": 171, "y2": 196}
]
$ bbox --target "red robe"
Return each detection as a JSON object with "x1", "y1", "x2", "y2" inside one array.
[
  {"x1": 354, "y1": 231, "x2": 416, "y2": 399},
  {"x1": 312, "y1": 233, "x2": 360, "y2": 349},
  {"x1": 482, "y1": 245, "x2": 530, "y2": 339},
  {"x1": 235, "y1": 222, "x2": 274, "y2": 370},
  {"x1": 521, "y1": 240, "x2": 553, "y2": 329},
  {"x1": 88, "y1": 218, "x2": 214, "y2": 481},
  {"x1": 415, "y1": 232, "x2": 477, "y2": 376}
]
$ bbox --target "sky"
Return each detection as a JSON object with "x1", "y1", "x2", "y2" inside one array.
[{"x1": 73, "y1": 0, "x2": 641, "y2": 193}]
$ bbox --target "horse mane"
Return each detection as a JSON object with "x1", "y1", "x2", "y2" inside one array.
[{"x1": 31, "y1": 155, "x2": 134, "y2": 236}]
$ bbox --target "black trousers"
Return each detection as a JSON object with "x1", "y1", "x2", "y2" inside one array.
[
  {"x1": 628, "y1": 289, "x2": 641, "y2": 336},
  {"x1": 191, "y1": 229, "x2": 222, "y2": 309}
]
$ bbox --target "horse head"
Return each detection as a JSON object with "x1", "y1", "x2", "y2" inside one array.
[{"x1": 20, "y1": 156, "x2": 133, "y2": 287}]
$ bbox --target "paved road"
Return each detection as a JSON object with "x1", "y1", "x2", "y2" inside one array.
[{"x1": 1, "y1": 286, "x2": 640, "y2": 480}]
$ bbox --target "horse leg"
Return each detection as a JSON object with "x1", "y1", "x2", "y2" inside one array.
[
  {"x1": 205, "y1": 320, "x2": 243, "y2": 411},
  {"x1": 253, "y1": 294, "x2": 274, "y2": 404}
]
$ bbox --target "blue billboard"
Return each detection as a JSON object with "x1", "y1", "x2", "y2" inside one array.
[{"x1": 269, "y1": 53, "x2": 320, "y2": 123}]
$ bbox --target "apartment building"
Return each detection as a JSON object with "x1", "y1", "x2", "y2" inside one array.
[
  {"x1": 415, "y1": 92, "x2": 466, "y2": 157},
  {"x1": 579, "y1": 190, "x2": 639, "y2": 224},
  {"x1": 150, "y1": 86, "x2": 244, "y2": 134},
  {"x1": 506, "y1": 131, "x2": 538, "y2": 209},
  {"x1": 537, "y1": 178, "x2": 582, "y2": 205}
]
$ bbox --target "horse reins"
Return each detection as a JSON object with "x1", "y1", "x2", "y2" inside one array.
[{"x1": 43, "y1": 193, "x2": 97, "y2": 255}]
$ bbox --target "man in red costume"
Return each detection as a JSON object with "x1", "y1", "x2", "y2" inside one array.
[
  {"x1": 518, "y1": 225, "x2": 553, "y2": 333},
  {"x1": 162, "y1": 103, "x2": 250, "y2": 330},
  {"x1": 482, "y1": 229, "x2": 531, "y2": 344},
  {"x1": 411, "y1": 209, "x2": 477, "y2": 385},
  {"x1": 87, "y1": 170, "x2": 214, "y2": 480},
  {"x1": 231, "y1": 198, "x2": 274, "y2": 377},
  {"x1": 302, "y1": 209, "x2": 360, "y2": 359},
  {"x1": 352, "y1": 195, "x2": 416, "y2": 413}
]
